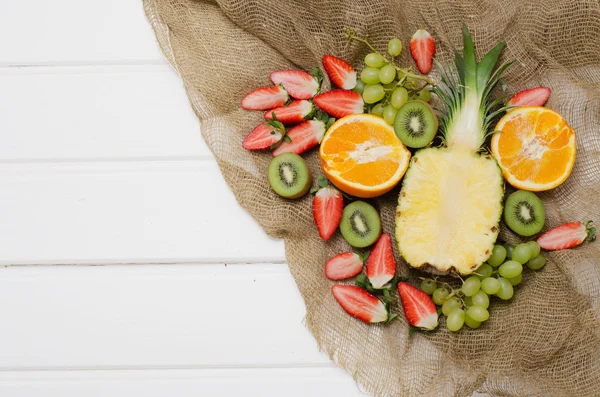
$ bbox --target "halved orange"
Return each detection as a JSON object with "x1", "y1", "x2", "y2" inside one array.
[
  {"x1": 491, "y1": 106, "x2": 576, "y2": 191},
  {"x1": 319, "y1": 114, "x2": 411, "y2": 198}
]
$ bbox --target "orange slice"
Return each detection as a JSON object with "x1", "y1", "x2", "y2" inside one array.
[
  {"x1": 319, "y1": 114, "x2": 411, "y2": 198},
  {"x1": 491, "y1": 106, "x2": 576, "y2": 191}
]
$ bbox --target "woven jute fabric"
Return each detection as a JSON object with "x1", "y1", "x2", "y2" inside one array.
[{"x1": 143, "y1": 1, "x2": 600, "y2": 395}]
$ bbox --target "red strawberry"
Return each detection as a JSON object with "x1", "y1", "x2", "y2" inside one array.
[
  {"x1": 366, "y1": 233, "x2": 396, "y2": 289},
  {"x1": 537, "y1": 221, "x2": 596, "y2": 251},
  {"x1": 331, "y1": 285, "x2": 388, "y2": 323},
  {"x1": 272, "y1": 120, "x2": 326, "y2": 156},
  {"x1": 507, "y1": 86, "x2": 551, "y2": 107},
  {"x1": 241, "y1": 85, "x2": 289, "y2": 110},
  {"x1": 325, "y1": 252, "x2": 363, "y2": 280},
  {"x1": 313, "y1": 89, "x2": 364, "y2": 118},
  {"x1": 270, "y1": 70, "x2": 320, "y2": 100},
  {"x1": 264, "y1": 100, "x2": 314, "y2": 125},
  {"x1": 322, "y1": 55, "x2": 357, "y2": 90},
  {"x1": 242, "y1": 123, "x2": 283, "y2": 151},
  {"x1": 398, "y1": 282, "x2": 438, "y2": 330},
  {"x1": 409, "y1": 29, "x2": 435, "y2": 74},
  {"x1": 311, "y1": 185, "x2": 343, "y2": 240}
]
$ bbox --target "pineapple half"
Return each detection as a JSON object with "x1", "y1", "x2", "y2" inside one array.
[{"x1": 395, "y1": 26, "x2": 513, "y2": 275}]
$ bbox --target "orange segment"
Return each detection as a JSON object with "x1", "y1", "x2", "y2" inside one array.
[
  {"x1": 319, "y1": 114, "x2": 411, "y2": 198},
  {"x1": 491, "y1": 106, "x2": 576, "y2": 191}
]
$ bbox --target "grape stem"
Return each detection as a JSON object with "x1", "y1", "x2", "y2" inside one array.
[{"x1": 343, "y1": 28, "x2": 381, "y2": 56}]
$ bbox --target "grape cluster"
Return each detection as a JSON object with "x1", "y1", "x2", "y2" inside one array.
[{"x1": 420, "y1": 241, "x2": 546, "y2": 331}]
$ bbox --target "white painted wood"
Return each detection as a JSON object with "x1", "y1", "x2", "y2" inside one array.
[{"x1": 0, "y1": 161, "x2": 286, "y2": 264}]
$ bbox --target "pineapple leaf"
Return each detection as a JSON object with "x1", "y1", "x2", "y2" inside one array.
[
  {"x1": 477, "y1": 41, "x2": 506, "y2": 92},
  {"x1": 454, "y1": 52, "x2": 465, "y2": 86},
  {"x1": 461, "y1": 24, "x2": 478, "y2": 90}
]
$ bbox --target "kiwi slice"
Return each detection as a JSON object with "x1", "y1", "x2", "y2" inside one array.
[
  {"x1": 268, "y1": 153, "x2": 311, "y2": 199},
  {"x1": 340, "y1": 201, "x2": 381, "y2": 248},
  {"x1": 393, "y1": 100, "x2": 438, "y2": 148},
  {"x1": 504, "y1": 190, "x2": 545, "y2": 236}
]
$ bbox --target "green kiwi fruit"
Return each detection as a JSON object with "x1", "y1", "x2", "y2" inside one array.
[
  {"x1": 393, "y1": 100, "x2": 438, "y2": 148},
  {"x1": 268, "y1": 153, "x2": 311, "y2": 199},
  {"x1": 504, "y1": 190, "x2": 545, "y2": 236},
  {"x1": 339, "y1": 201, "x2": 381, "y2": 248}
]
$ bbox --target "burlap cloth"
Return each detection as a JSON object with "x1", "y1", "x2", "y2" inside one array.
[{"x1": 143, "y1": 0, "x2": 600, "y2": 395}]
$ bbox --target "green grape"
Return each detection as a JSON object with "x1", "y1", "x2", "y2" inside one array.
[
  {"x1": 415, "y1": 89, "x2": 431, "y2": 102},
  {"x1": 360, "y1": 67, "x2": 381, "y2": 85},
  {"x1": 476, "y1": 264, "x2": 493, "y2": 278},
  {"x1": 464, "y1": 296, "x2": 473, "y2": 307},
  {"x1": 496, "y1": 277, "x2": 514, "y2": 300},
  {"x1": 432, "y1": 288, "x2": 449, "y2": 305},
  {"x1": 353, "y1": 79, "x2": 366, "y2": 95},
  {"x1": 527, "y1": 254, "x2": 546, "y2": 270},
  {"x1": 488, "y1": 245, "x2": 507, "y2": 267},
  {"x1": 464, "y1": 315, "x2": 481, "y2": 329},
  {"x1": 481, "y1": 277, "x2": 501, "y2": 295},
  {"x1": 512, "y1": 243, "x2": 532, "y2": 264},
  {"x1": 379, "y1": 64, "x2": 397, "y2": 85},
  {"x1": 388, "y1": 38, "x2": 402, "y2": 57},
  {"x1": 498, "y1": 260, "x2": 523, "y2": 279},
  {"x1": 403, "y1": 76, "x2": 418, "y2": 90},
  {"x1": 446, "y1": 308, "x2": 465, "y2": 332},
  {"x1": 419, "y1": 278, "x2": 437, "y2": 295},
  {"x1": 503, "y1": 243, "x2": 515, "y2": 260},
  {"x1": 508, "y1": 273, "x2": 522, "y2": 286},
  {"x1": 391, "y1": 87, "x2": 409, "y2": 109},
  {"x1": 362, "y1": 84, "x2": 385, "y2": 104},
  {"x1": 442, "y1": 297, "x2": 462, "y2": 316},
  {"x1": 466, "y1": 306, "x2": 490, "y2": 322},
  {"x1": 370, "y1": 103, "x2": 385, "y2": 117},
  {"x1": 364, "y1": 53, "x2": 386, "y2": 68},
  {"x1": 471, "y1": 290, "x2": 490, "y2": 309},
  {"x1": 383, "y1": 105, "x2": 398, "y2": 125},
  {"x1": 527, "y1": 241, "x2": 541, "y2": 258},
  {"x1": 461, "y1": 276, "x2": 481, "y2": 297},
  {"x1": 383, "y1": 82, "x2": 398, "y2": 90}
]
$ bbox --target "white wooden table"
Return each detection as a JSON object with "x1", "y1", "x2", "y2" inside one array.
[{"x1": 0, "y1": 2, "x2": 487, "y2": 396}]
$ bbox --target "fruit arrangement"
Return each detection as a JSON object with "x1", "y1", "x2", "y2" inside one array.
[{"x1": 239, "y1": 25, "x2": 595, "y2": 333}]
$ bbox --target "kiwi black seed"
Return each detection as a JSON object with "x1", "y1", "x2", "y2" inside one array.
[
  {"x1": 339, "y1": 201, "x2": 382, "y2": 248},
  {"x1": 504, "y1": 190, "x2": 545, "y2": 236},
  {"x1": 393, "y1": 100, "x2": 438, "y2": 148},
  {"x1": 268, "y1": 153, "x2": 311, "y2": 199}
]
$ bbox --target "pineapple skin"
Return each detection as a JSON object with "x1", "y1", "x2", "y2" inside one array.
[{"x1": 395, "y1": 147, "x2": 504, "y2": 275}]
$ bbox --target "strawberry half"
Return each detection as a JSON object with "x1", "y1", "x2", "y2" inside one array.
[
  {"x1": 264, "y1": 100, "x2": 315, "y2": 125},
  {"x1": 366, "y1": 233, "x2": 396, "y2": 289},
  {"x1": 325, "y1": 252, "x2": 363, "y2": 280},
  {"x1": 242, "y1": 122, "x2": 284, "y2": 151},
  {"x1": 537, "y1": 221, "x2": 596, "y2": 251},
  {"x1": 312, "y1": 185, "x2": 343, "y2": 241},
  {"x1": 398, "y1": 282, "x2": 438, "y2": 331},
  {"x1": 322, "y1": 55, "x2": 357, "y2": 90},
  {"x1": 272, "y1": 119, "x2": 326, "y2": 156},
  {"x1": 409, "y1": 29, "x2": 435, "y2": 74},
  {"x1": 270, "y1": 70, "x2": 320, "y2": 100},
  {"x1": 507, "y1": 86, "x2": 551, "y2": 107},
  {"x1": 313, "y1": 89, "x2": 364, "y2": 118},
  {"x1": 331, "y1": 285, "x2": 388, "y2": 323},
  {"x1": 241, "y1": 85, "x2": 289, "y2": 110}
]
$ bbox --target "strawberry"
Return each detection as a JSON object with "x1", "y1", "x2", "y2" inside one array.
[
  {"x1": 270, "y1": 70, "x2": 320, "y2": 100},
  {"x1": 241, "y1": 85, "x2": 289, "y2": 110},
  {"x1": 313, "y1": 89, "x2": 364, "y2": 118},
  {"x1": 325, "y1": 252, "x2": 363, "y2": 280},
  {"x1": 507, "y1": 86, "x2": 551, "y2": 107},
  {"x1": 242, "y1": 119, "x2": 286, "y2": 151},
  {"x1": 264, "y1": 100, "x2": 315, "y2": 125},
  {"x1": 272, "y1": 120, "x2": 326, "y2": 156},
  {"x1": 398, "y1": 282, "x2": 438, "y2": 330},
  {"x1": 537, "y1": 221, "x2": 596, "y2": 251},
  {"x1": 311, "y1": 183, "x2": 343, "y2": 240},
  {"x1": 409, "y1": 29, "x2": 435, "y2": 74},
  {"x1": 322, "y1": 55, "x2": 357, "y2": 90},
  {"x1": 366, "y1": 233, "x2": 396, "y2": 289},
  {"x1": 331, "y1": 285, "x2": 388, "y2": 323}
]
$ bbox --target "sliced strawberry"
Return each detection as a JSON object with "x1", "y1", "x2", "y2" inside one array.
[
  {"x1": 241, "y1": 85, "x2": 289, "y2": 110},
  {"x1": 325, "y1": 252, "x2": 363, "y2": 280},
  {"x1": 507, "y1": 86, "x2": 551, "y2": 107},
  {"x1": 409, "y1": 29, "x2": 435, "y2": 74},
  {"x1": 331, "y1": 285, "x2": 388, "y2": 323},
  {"x1": 242, "y1": 123, "x2": 283, "y2": 151},
  {"x1": 313, "y1": 89, "x2": 364, "y2": 118},
  {"x1": 322, "y1": 55, "x2": 357, "y2": 90},
  {"x1": 270, "y1": 70, "x2": 320, "y2": 100},
  {"x1": 272, "y1": 120, "x2": 326, "y2": 156},
  {"x1": 264, "y1": 100, "x2": 314, "y2": 125},
  {"x1": 366, "y1": 233, "x2": 396, "y2": 289},
  {"x1": 311, "y1": 185, "x2": 343, "y2": 241},
  {"x1": 537, "y1": 221, "x2": 596, "y2": 251},
  {"x1": 398, "y1": 282, "x2": 438, "y2": 331}
]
